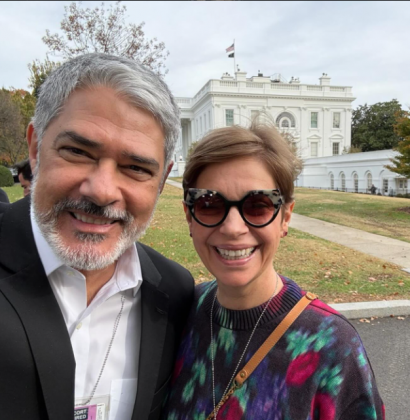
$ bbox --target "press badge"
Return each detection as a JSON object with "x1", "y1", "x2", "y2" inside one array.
[{"x1": 74, "y1": 395, "x2": 110, "y2": 420}]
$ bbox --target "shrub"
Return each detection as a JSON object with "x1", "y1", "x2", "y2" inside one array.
[{"x1": 0, "y1": 166, "x2": 14, "y2": 187}]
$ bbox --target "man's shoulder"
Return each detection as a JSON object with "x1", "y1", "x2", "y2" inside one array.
[
  {"x1": 138, "y1": 242, "x2": 191, "y2": 276},
  {"x1": 137, "y1": 242, "x2": 194, "y2": 291}
]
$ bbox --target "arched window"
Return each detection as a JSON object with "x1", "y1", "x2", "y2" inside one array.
[
  {"x1": 281, "y1": 118, "x2": 290, "y2": 128},
  {"x1": 340, "y1": 172, "x2": 346, "y2": 191},
  {"x1": 276, "y1": 112, "x2": 296, "y2": 128},
  {"x1": 353, "y1": 172, "x2": 359, "y2": 193},
  {"x1": 330, "y1": 173, "x2": 334, "y2": 189},
  {"x1": 367, "y1": 172, "x2": 372, "y2": 189}
]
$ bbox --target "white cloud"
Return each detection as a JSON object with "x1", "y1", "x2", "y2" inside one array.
[{"x1": 0, "y1": 1, "x2": 409, "y2": 108}]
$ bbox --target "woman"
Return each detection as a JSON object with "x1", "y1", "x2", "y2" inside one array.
[{"x1": 162, "y1": 122, "x2": 384, "y2": 419}]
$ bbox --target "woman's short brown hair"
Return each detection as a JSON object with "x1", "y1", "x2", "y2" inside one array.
[{"x1": 183, "y1": 121, "x2": 303, "y2": 204}]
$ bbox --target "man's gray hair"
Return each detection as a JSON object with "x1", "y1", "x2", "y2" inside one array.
[{"x1": 32, "y1": 53, "x2": 181, "y2": 165}]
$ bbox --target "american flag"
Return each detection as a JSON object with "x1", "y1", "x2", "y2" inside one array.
[{"x1": 226, "y1": 43, "x2": 234, "y2": 53}]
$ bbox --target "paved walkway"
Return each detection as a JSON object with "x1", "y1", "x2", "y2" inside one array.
[
  {"x1": 167, "y1": 179, "x2": 410, "y2": 271},
  {"x1": 290, "y1": 214, "x2": 410, "y2": 271},
  {"x1": 166, "y1": 180, "x2": 410, "y2": 316}
]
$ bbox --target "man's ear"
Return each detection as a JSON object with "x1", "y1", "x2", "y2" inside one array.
[
  {"x1": 159, "y1": 161, "x2": 174, "y2": 194},
  {"x1": 27, "y1": 123, "x2": 38, "y2": 172}
]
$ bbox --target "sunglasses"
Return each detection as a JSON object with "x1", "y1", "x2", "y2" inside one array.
[{"x1": 185, "y1": 188, "x2": 284, "y2": 228}]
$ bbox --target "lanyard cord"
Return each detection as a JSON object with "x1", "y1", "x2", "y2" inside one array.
[{"x1": 79, "y1": 293, "x2": 126, "y2": 406}]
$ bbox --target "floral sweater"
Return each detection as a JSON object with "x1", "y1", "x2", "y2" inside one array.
[{"x1": 162, "y1": 277, "x2": 385, "y2": 420}]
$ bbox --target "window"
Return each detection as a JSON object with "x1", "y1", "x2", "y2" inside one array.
[
  {"x1": 311, "y1": 112, "x2": 318, "y2": 128},
  {"x1": 208, "y1": 110, "x2": 211, "y2": 129},
  {"x1": 311, "y1": 142, "x2": 318, "y2": 157},
  {"x1": 353, "y1": 173, "x2": 359, "y2": 193},
  {"x1": 367, "y1": 173, "x2": 372, "y2": 189},
  {"x1": 276, "y1": 112, "x2": 296, "y2": 128},
  {"x1": 281, "y1": 118, "x2": 290, "y2": 128},
  {"x1": 251, "y1": 110, "x2": 259, "y2": 122},
  {"x1": 332, "y1": 143, "x2": 339, "y2": 155},
  {"x1": 225, "y1": 109, "x2": 234, "y2": 126},
  {"x1": 333, "y1": 112, "x2": 341, "y2": 129},
  {"x1": 399, "y1": 179, "x2": 408, "y2": 189},
  {"x1": 204, "y1": 114, "x2": 207, "y2": 131},
  {"x1": 330, "y1": 173, "x2": 334, "y2": 189},
  {"x1": 200, "y1": 117, "x2": 203, "y2": 134},
  {"x1": 341, "y1": 173, "x2": 346, "y2": 191},
  {"x1": 383, "y1": 179, "x2": 388, "y2": 194}
]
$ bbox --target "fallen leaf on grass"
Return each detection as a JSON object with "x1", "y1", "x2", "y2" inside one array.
[{"x1": 368, "y1": 277, "x2": 376, "y2": 282}]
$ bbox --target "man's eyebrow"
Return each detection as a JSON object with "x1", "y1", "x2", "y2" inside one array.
[
  {"x1": 122, "y1": 151, "x2": 160, "y2": 171},
  {"x1": 54, "y1": 131, "x2": 102, "y2": 149}
]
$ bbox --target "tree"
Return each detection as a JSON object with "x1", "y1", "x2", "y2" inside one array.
[
  {"x1": 385, "y1": 110, "x2": 410, "y2": 177},
  {"x1": 351, "y1": 100, "x2": 404, "y2": 152},
  {"x1": 42, "y1": 1, "x2": 169, "y2": 76},
  {"x1": 28, "y1": 58, "x2": 60, "y2": 98},
  {"x1": 0, "y1": 90, "x2": 27, "y2": 166}
]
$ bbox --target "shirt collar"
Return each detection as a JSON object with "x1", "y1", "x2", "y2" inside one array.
[{"x1": 30, "y1": 206, "x2": 142, "y2": 297}]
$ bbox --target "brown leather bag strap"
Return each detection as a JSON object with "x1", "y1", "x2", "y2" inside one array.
[{"x1": 234, "y1": 292, "x2": 317, "y2": 386}]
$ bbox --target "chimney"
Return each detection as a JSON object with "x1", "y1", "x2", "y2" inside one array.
[{"x1": 319, "y1": 73, "x2": 331, "y2": 86}]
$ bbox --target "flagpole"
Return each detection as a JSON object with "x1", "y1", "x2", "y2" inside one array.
[{"x1": 233, "y1": 39, "x2": 236, "y2": 75}]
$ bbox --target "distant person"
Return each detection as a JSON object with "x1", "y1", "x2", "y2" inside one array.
[
  {"x1": 163, "y1": 123, "x2": 385, "y2": 419},
  {"x1": 369, "y1": 184, "x2": 377, "y2": 195},
  {"x1": 14, "y1": 159, "x2": 33, "y2": 197},
  {"x1": 0, "y1": 188, "x2": 9, "y2": 203}
]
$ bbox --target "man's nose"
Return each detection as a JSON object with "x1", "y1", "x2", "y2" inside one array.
[
  {"x1": 78, "y1": 160, "x2": 122, "y2": 207},
  {"x1": 219, "y1": 206, "x2": 249, "y2": 237}
]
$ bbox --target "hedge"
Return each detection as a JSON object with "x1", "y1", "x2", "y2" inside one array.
[{"x1": 0, "y1": 166, "x2": 14, "y2": 187}]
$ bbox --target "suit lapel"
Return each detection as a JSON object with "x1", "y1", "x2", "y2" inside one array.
[
  {"x1": 0, "y1": 198, "x2": 75, "y2": 420},
  {"x1": 133, "y1": 244, "x2": 169, "y2": 420}
]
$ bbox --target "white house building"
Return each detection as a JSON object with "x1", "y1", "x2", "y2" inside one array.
[
  {"x1": 297, "y1": 149, "x2": 408, "y2": 195},
  {"x1": 171, "y1": 70, "x2": 408, "y2": 194},
  {"x1": 173, "y1": 70, "x2": 355, "y2": 163}
]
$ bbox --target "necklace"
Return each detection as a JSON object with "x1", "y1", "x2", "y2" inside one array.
[
  {"x1": 210, "y1": 273, "x2": 280, "y2": 419},
  {"x1": 80, "y1": 293, "x2": 126, "y2": 406}
]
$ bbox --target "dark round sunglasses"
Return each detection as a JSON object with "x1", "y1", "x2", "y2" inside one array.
[{"x1": 184, "y1": 188, "x2": 284, "y2": 228}]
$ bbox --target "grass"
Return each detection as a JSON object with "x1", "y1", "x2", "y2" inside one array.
[
  {"x1": 2, "y1": 184, "x2": 24, "y2": 203},
  {"x1": 294, "y1": 188, "x2": 410, "y2": 243},
  {"x1": 8, "y1": 182, "x2": 409, "y2": 303},
  {"x1": 140, "y1": 184, "x2": 410, "y2": 304}
]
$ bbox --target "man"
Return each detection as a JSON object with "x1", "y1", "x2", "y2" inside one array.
[
  {"x1": 14, "y1": 158, "x2": 33, "y2": 196},
  {"x1": 0, "y1": 53, "x2": 194, "y2": 420}
]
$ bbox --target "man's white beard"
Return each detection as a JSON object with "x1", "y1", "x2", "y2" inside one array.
[{"x1": 31, "y1": 175, "x2": 157, "y2": 271}]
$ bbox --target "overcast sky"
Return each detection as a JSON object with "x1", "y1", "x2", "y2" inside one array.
[{"x1": 1, "y1": 1, "x2": 409, "y2": 108}]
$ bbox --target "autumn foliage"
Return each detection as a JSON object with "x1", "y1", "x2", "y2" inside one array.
[{"x1": 386, "y1": 110, "x2": 410, "y2": 177}]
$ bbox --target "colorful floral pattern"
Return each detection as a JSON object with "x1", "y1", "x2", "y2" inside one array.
[{"x1": 162, "y1": 278, "x2": 384, "y2": 420}]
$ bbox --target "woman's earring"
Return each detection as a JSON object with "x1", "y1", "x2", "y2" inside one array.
[
  {"x1": 190, "y1": 232, "x2": 192, "y2": 238},
  {"x1": 282, "y1": 231, "x2": 288, "y2": 238}
]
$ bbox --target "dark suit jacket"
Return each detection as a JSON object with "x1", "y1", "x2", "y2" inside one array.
[
  {"x1": 0, "y1": 197, "x2": 194, "y2": 420},
  {"x1": 0, "y1": 187, "x2": 9, "y2": 203}
]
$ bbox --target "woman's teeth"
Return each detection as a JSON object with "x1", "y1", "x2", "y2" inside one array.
[{"x1": 216, "y1": 247, "x2": 255, "y2": 260}]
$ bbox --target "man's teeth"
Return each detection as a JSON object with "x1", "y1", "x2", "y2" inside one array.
[
  {"x1": 73, "y1": 213, "x2": 114, "y2": 225},
  {"x1": 216, "y1": 247, "x2": 255, "y2": 260}
]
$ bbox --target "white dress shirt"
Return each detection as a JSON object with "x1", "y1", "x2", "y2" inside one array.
[{"x1": 30, "y1": 208, "x2": 142, "y2": 420}]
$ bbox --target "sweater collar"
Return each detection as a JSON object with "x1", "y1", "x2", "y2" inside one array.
[{"x1": 203, "y1": 276, "x2": 303, "y2": 330}]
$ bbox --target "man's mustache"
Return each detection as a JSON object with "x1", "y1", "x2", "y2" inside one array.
[{"x1": 52, "y1": 197, "x2": 134, "y2": 224}]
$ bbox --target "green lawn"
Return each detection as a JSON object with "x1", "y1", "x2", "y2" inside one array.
[
  {"x1": 8, "y1": 182, "x2": 409, "y2": 303},
  {"x1": 140, "y1": 184, "x2": 410, "y2": 304},
  {"x1": 2, "y1": 184, "x2": 24, "y2": 203},
  {"x1": 294, "y1": 188, "x2": 410, "y2": 243}
]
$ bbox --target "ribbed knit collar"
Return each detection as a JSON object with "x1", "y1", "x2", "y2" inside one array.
[{"x1": 202, "y1": 276, "x2": 303, "y2": 331}]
